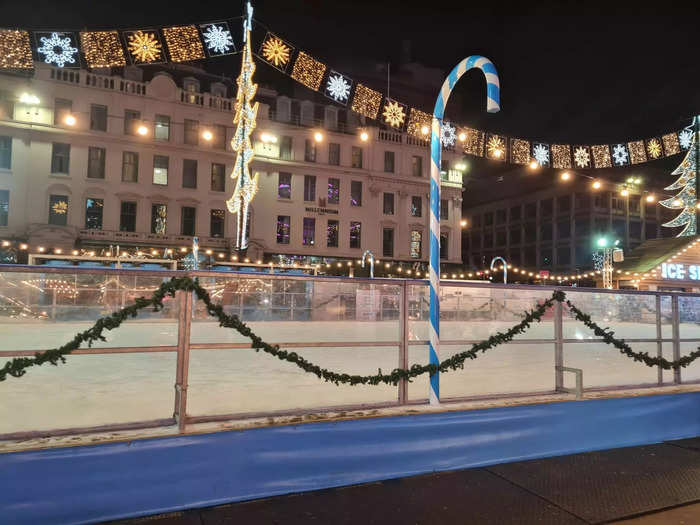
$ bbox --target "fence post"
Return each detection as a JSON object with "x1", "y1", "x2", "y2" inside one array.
[
  {"x1": 398, "y1": 281, "x2": 409, "y2": 404},
  {"x1": 173, "y1": 289, "x2": 193, "y2": 432},
  {"x1": 655, "y1": 295, "x2": 663, "y2": 385},
  {"x1": 671, "y1": 294, "x2": 681, "y2": 384},
  {"x1": 554, "y1": 298, "x2": 564, "y2": 391}
]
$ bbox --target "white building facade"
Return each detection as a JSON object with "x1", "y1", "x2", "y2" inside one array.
[{"x1": 0, "y1": 64, "x2": 465, "y2": 266}]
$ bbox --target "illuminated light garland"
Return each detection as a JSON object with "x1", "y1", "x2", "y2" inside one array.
[
  {"x1": 660, "y1": 131, "x2": 697, "y2": 236},
  {"x1": 0, "y1": 29, "x2": 34, "y2": 69},
  {"x1": 80, "y1": 31, "x2": 126, "y2": 67},
  {"x1": 662, "y1": 133, "x2": 681, "y2": 156},
  {"x1": 382, "y1": 98, "x2": 406, "y2": 129},
  {"x1": 573, "y1": 145, "x2": 591, "y2": 168},
  {"x1": 259, "y1": 32, "x2": 293, "y2": 71},
  {"x1": 36, "y1": 32, "x2": 78, "y2": 68},
  {"x1": 324, "y1": 70, "x2": 352, "y2": 104},
  {"x1": 200, "y1": 22, "x2": 234, "y2": 56},
  {"x1": 162, "y1": 25, "x2": 205, "y2": 62},
  {"x1": 646, "y1": 137, "x2": 662, "y2": 159},
  {"x1": 406, "y1": 107, "x2": 432, "y2": 137},
  {"x1": 462, "y1": 128, "x2": 485, "y2": 157},
  {"x1": 551, "y1": 144, "x2": 572, "y2": 169},
  {"x1": 591, "y1": 144, "x2": 612, "y2": 168},
  {"x1": 351, "y1": 83, "x2": 382, "y2": 120},
  {"x1": 510, "y1": 138, "x2": 530, "y2": 164},
  {"x1": 290, "y1": 51, "x2": 326, "y2": 91},
  {"x1": 125, "y1": 30, "x2": 163, "y2": 64},
  {"x1": 532, "y1": 143, "x2": 550, "y2": 166},
  {"x1": 627, "y1": 140, "x2": 647, "y2": 164},
  {"x1": 486, "y1": 134, "x2": 506, "y2": 160}
]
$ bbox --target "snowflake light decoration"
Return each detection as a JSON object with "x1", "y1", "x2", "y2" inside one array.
[
  {"x1": 679, "y1": 129, "x2": 693, "y2": 150},
  {"x1": 37, "y1": 32, "x2": 78, "y2": 68},
  {"x1": 612, "y1": 144, "x2": 629, "y2": 166},
  {"x1": 647, "y1": 138, "x2": 662, "y2": 159},
  {"x1": 533, "y1": 143, "x2": 550, "y2": 166},
  {"x1": 201, "y1": 24, "x2": 233, "y2": 55},
  {"x1": 260, "y1": 33, "x2": 292, "y2": 70},
  {"x1": 324, "y1": 71, "x2": 352, "y2": 104},
  {"x1": 573, "y1": 146, "x2": 591, "y2": 168},
  {"x1": 382, "y1": 99, "x2": 406, "y2": 128},
  {"x1": 441, "y1": 121, "x2": 456, "y2": 147},
  {"x1": 127, "y1": 31, "x2": 162, "y2": 64},
  {"x1": 487, "y1": 135, "x2": 505, "y2": 160}
]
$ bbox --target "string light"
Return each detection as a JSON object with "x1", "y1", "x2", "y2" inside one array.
[
  {"x1": 0, "y1": 29, "x2": 33, "y2": 69},
  {"x1": 64, "y1": 114, "x2": 76, "y2": 126},
  {"x1": 662, "y1": 133, "x2": 681, "y2": 156},
  {"x1": 528, "y1": 159, "x2": 539, "y2": 170},
  {"x1": 80, "y1": 31, "x2": 126, "y2": 67},
  {"x1": 314, "y1": 131, "x2": 324, "y2": 142},
  {"x1": 202, "y1": 129, "x2": 213, "y2": 141},
  {"x1": 162, "y1": 25, "x2": 205, "y2": 62},
  {"x1": 551, "y1": 144, "x2": 572, "y2": 169},
  {"x1": 407, "y1": 108, "x2": 432, "y2": 138},
  {"x1": 628, "y1": 140, "x2": 647, "y2": 164},
  {"x1": 620, "y1": 188, "x2": 630, "y2": 197},
  {"x1": 510, "y1": 138, "x2": 531, "y2": 165},
  {"x1": 290, "y1": 51, "x2": 327, "y2": 91},
  {"x1": 646, "y1": 194, "x2": 656, "y2": 203},
  {"x1": 360, "y1": 131, "x2": 369, "y2": 142},
  {"x1": 591, "y1": 144, "x2": 612, "y2": 168},
  {"x1": 137, "y1": 125, "x2": 148, "y2": 136},
  {"x1": 560, "y1": 171, "x2": 571, "y2": 181},
  {"x1": 462, "y1": 128, "x2": 485, "y2": 157},
  {"x1": 592, "y1": 180, "x2": 601, "y2": 189},
  {"x1": 350, "y1": 83, "x2": 382, "y2": 120}
]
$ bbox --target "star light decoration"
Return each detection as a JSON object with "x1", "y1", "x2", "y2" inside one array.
[
  {"x1": 324, "y1": 70, "x2": 352, "y2": 105},
  {"x1": 573, "y1": 146, "x2": 591, "y2": 168},
  {"x1": 382, "y1": 99, "x2": 406, "y2": 129},
  {"x1": 51, "y1": 200, "x2": 68, "y2": 215},
  {"x1": 200, "y1": 23, "x2": 234, "y2": 56},
  {"x1": 126, "y1": 30, "x2": 163, "y2": 64},
  {"x1": 37, "y1": 32, "x2": 78, "y2": 68},
  {"x1": 0, "y1": 29, "x2": 33, "y2": 69},
  {"x1": 486, "y1": 135, "x2": 506, "y2": 160},
  {"x1": 612, "y1": 144, "x2": 629, "y2": 166},
  {"x1": 259, "y1": 33, "x2": 293, "y2": 72},
  {"x1": 646, "y1": 138, "x2": 662, "y2": 159},
  {"x1": 441, "y1": 121, "x2": 457, "y2": 147},
  {"x1": 532, "y1": 143, "x2": 550, "y2": 166}
]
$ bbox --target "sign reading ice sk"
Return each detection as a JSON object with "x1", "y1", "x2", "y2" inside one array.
[{"x1": 661, "y1": 263, "x2": 700, "y2": 280}]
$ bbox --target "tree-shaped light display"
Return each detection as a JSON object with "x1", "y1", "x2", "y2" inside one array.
[{"x1": 660, "y1": 122, "x2": 697, "y2": 237}]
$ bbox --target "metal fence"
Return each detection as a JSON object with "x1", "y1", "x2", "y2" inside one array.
[{"x1": 1, "y1": 265, "x2": 699, "y2": 440}]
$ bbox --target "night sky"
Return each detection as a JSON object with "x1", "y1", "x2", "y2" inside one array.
[{"x1": 6, "y1": 2, "x2": 699, "y2": 194}]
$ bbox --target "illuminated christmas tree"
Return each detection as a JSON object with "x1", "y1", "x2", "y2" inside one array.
[
  {"x1": 226, "y1": 1, "x2": 259, "y2": 251},
  {"x1": 660, "y1": 122, "x2": 697, "y2": 237}
]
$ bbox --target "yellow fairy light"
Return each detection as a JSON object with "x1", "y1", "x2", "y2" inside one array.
[
  {"x1": 462, "y1": 128, "x2": 485, "y2": 157},
  {"x1": 662, "y1": 133, "x2": 680, "y2": 156},
  {"x1": 291, "y1": 51, "x2": 327, "y2": 91},
  {"x1": 646, "y1": 194, "x2": 655, "y2": 203},
  {"x1": 127, "y1": 30, "x2": 163, "y2": 64},
  {"x1": 162, "y1": 25, "x2": 205, "y2": 62},
  {"x1": 260, "y1": 33, "x2": 292, "y2": 69},
  {"x1": 0, "y1": 29, "x2": 33, "y2": 69},
  {"x1": 592, "y1": 180, "x2": 602, "y2": 189},
  {"x1": 627, "y1": 140, "x2": 647, "y2": 164},
  {"x1": 560, "y1": 171, "x2": 571, "y2": 181},
  {"x1": 360, "y1": 130, "x2": 369, "y2": 141},
  {"x1": 646, "y1": 138, "x2": 662, "y2": 159},
  {"x1": 458, "y1": 131, "x2": 467, "y2": 142},
  {"x1": 80, "y1": 31, "x2": 126, "y2": 68},
  {"x1": 351, "y1": 83, "x2": 382, "y2": 120},
  {"x1": 620, "y1": 188, "x2": 630, "y2": 196},
  {"x1": 510, "y1": 138, "x2": 530, "y2": 164},
  {"x1": 591, "y1": 144, "x2": 612, "y2": 168},
  {"x1": 382, "y1": 99, "x2": 406, "y2": 128},
  {"x1": 486, "y1": 135, "x2": 505, "y2": 160},
  {"x1": 407, "y1": 108, "x2": 432, "y2": 138},
  {"x1": 551, "y1": 144, "x2": 572, "y2": 169}
]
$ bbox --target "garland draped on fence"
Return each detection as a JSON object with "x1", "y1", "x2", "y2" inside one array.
[{"x1": 2, "y1": 277, "x2": 699, "y2": 383}]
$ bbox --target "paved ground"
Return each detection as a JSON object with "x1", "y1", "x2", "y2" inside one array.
[{"x1": 109, "y1": 437, "x2": 700, "y2": 525}]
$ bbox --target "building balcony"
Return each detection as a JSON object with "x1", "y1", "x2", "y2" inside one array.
[{"x1": 78, "y1": 229, "x2": 229, "y2": 249}]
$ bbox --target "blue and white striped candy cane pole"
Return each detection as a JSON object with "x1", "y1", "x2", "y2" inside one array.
[{"x1": 429, "y1": 56, "x2": 500, "y2": 405}]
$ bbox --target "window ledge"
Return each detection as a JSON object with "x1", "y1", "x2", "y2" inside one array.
[{"x1": 49, "y1": 174, "x2": 71, "y2": 179}]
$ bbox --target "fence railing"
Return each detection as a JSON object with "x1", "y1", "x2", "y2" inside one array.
[{"x1": 1, "y1": 265, "x2": 699, "y2": 441}]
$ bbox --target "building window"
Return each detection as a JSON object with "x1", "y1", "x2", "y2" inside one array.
[
  {"x1": 87, "y1": 147, "x2": 105, "y2": 179},
  {"x1": 303, "y1": 217, "x2": 315, "y2": 246},
  {"x1": 510, "y1": 206, "x2": 521, "y2": 221},
  {"x1": 151, "y1": 204, "x2": 167, "y2": 234},
  {"x1": 51, "y1": 143, "x2": 70, "y2": 174},
  {"x1": 525, "y1": 202, "x2": 537, "y2": 218},
  {"x1": 212, "y1": 124, "x2": 226, "y2": 150},
  {"x1": 541, "y1": 248, "x2": 552, "y2": 267},
  {"x1": 496, "y1": 229, "x2": 507, "y2": 246},
  {"x1": 510, "y1": 227, "x2": 521, "y2": 245},
  {"x1": 181, "y1": 207, "x2": 196, "y2": 236},
  {"x1": 124, "y1": 109, "x2": 140, "y2": 135},
  {"x1": 525, "y1": 223, "x2": 536, "y2": 243},
  {"x1": 278, "y1": 172, "x2": 292, "y2": 199},
  {"x1": 630, "y1": 221, "x2": 641, "y2": 238},
  {"x1": 412, "y1": 155, "x2": 422, "y2": 177},
  {"x1": 411, "y1": 196, "x2": 422, "y2": 217},
  {"x1": 303, "y1": 175, "x2": 316, "y2": 202},
  {"x1": 484, "y1": 212, "x2": 493, "y2": 226},
  {"x1": 576, "y1": 192, "x2": 590, "y2": 210},
  {"x1": 383, "y1": 228, "x2": 394, "y2": 257},
  {"x1": 484, "y1": 233, "x2": 493, "y2": 248},
  {"x1": 557, "y1": 195, "x2": 571, "y2": 213},
  {"x1": 540, "y1": 223, "x2": 552, "y2": 242},
  {"x1": 351, "y1": 146, "x2": 363, "y2": 168},
  {"x1": 327, "y1": 220, "x2": 339, "y2": 247},
  {"x1": 276, "y1": 215, "x2": 290, "y2": 244},
  {"x1": 496, "y1": 209, "x2": 507, "y2": 224},
  {"x1": 329, "y1": 143, "x2": 340, "y2": 165},
  {"x1": 557, "y1": 246, "x2": 571, "y2": 265},
  {"x1": 211, "y1": 163, "x2": 225, "y2": 192},
  {"x1": 350, "y1": 180, "x2": 362, "y2": 206},
  {"x1": 120, "y1": 201, "x2": 137, "y2": 232},
  {"x1": 384, "y1": 151, "x2": 395, "y2": 172},
  {"x1": 645, "y1": 222, "x2": 657, "y2": 239},
  {"x1": 0, "y1": 189, "x2": 8, "y2": 226},
  {"x1": 153, "y1": 155, "x2": 168, "y2": 185},
  {"x1": 182, "y1": 159, "x2": 197, "y2": 188},
  {"x1": 154, "y1": 114, "x2": 170, "y2": 141},
  {"x1": 629, "y1": 195, "x2": 641, "y2": 214},
  {"x1": 575, "y1": 217, "x2": 590, "y2": 237},
  {"x1": 48, "y1": 194, "x2": 68, "y2": 225},
  {"x1": 440, "y1": 199, "x2": 449, "y2": 220},
  {"x1": 349, "y1": 221, "x2": 361, "y2": 249},
  {"x1": 540, "y1": 199, "x2": 553, "y2": 217},
  {"x1": 90, "y1": 104, "x2": 107, "y2": 131},
  {"x1": 210, "y1": 209, "x2": 225, "y2": 237},
  {"x1": 557, "y1": 220, "x2": 571, "y2": 239},
  {"x1": 122, "y1": 151, "x2": 138, "y2": 182},
  {"x1": 410, "y1": 230, "x2": 422, "y2": 259},
  {"x1": 184, "y1": 119, "x2": 199, "y2": 145},
  {"x1": 594, "y1": 192, "x2": 609, "y2": 209},
  {"x1": 0, "y1": 136, "x2": 11, "y2": 169},
  {"x1": 54, "y1": 98, "x2": 72, "y2": 126},
  {"x1": 440, "y1": 233, "x2": 448, "y2": 259},
  {"x1": 280, "y1": 136, "x2": 292, "y2": 160},
  {"x1": 328, "y1": 178, "x2": 340, "y2": 204},
  {"x1": 304, "y1": 139, "x2": 316, "y2": 162},
  {"x1": 383, "y1": 193, "x2": 394, "y2": 215}
]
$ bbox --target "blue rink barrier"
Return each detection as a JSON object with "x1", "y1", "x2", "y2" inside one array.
[{"x1": 2, "y1": 392, "x2": 700, "y2": 524}]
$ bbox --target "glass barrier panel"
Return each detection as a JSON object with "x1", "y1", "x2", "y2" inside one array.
[
  {"x1": 187, "y1": 345, "x2": 398, "y2": 415},
  {"x1": 681, "y1": 342, "x2": 700, "y2": 383},
  {"x1": 407, "y1": 344, "x2": 429, "y2": 403},
  {"x1": 661, "y1": 343, "x2": 675, "y2": 385},
  {"x1": 679, "y1": 296, "x2": 700, "y2": 340},
  {"x1": 660, "y1": 295, "x2": 673, "y2": 339},
  {"x1": 564, "y1": 342, "x2": 658, "y2": 388}
]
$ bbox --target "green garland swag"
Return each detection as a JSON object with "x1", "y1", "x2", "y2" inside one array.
[{"x1": 1, "y1": 277, "x2": 699, "y2": 384}]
